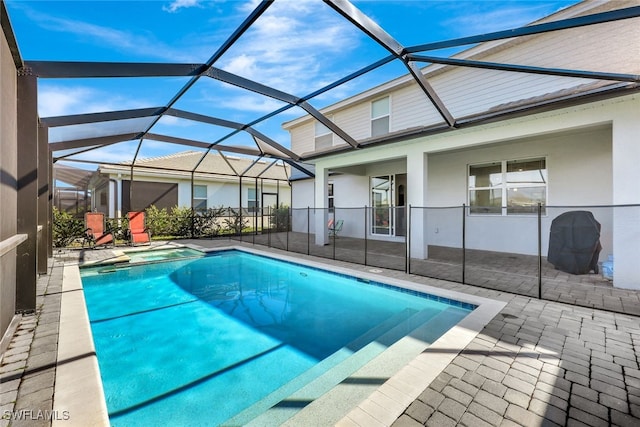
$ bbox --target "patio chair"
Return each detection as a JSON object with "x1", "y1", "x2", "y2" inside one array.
[
  {"x1": 328, "y1": 219, "x2": 343, "y2": 237},
  {"x1": 127, "y1": 211, "x2": 151, "y2": 246},
  {"x1": 84, "y1": 212, "x2": 114, "y2": 248}
]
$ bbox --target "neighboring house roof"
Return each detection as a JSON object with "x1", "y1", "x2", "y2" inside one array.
[
  {"x1": 99, "y1": 151, "x2": 290, "y2": 181},
  {"x1": 53, "y1": 164, "x2": 94, "y2": 189}
]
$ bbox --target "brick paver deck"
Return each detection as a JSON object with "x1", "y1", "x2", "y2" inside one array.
[{"x1": 1, "y1": 237, "x2": 639, "y2": 426}]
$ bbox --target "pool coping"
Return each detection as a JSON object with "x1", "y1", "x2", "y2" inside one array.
[
  {"x1": 55, "y1": 244, "x2": 505, "y2": 426},
  {"x1": 53, "y1": 265, "x2": 109, "y2": 427}
]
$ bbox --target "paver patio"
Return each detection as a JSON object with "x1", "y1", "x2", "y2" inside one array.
[{"x1": 1, "y1": 237, "x2": 639, "y2": 426}]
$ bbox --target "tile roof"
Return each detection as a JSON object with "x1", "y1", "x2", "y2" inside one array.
[{"x1": 104, "y1": 151, "x2": 290, "y2": 181}]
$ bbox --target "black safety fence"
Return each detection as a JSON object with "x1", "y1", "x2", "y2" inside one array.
[
  {"x1": 234, "y1": 204, "x2": 640, "y2": 317},
  {"x1": 74, "y1": 204, "x2": 640, "y2": 316}
]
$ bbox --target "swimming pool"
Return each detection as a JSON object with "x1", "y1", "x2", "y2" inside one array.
[{"x1": 81, "y1": 249, "x2": 476, "y2": 426}]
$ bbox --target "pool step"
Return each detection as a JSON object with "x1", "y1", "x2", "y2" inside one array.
[
  {"x1": 282, "y1": 306, "x2": 471, "y2": 427},
  {"x1": 221, "y1": 307, "x2": 421, "y2": 426},
  {"x1": 225, "y1": 306, "x2": 452, "y2": 426}
]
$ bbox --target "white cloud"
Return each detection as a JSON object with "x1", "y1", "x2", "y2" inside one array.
[
  {"x1": 163, "y1": 0, "x2": 202, "y2": 13},
  {"x1": 39, "y1": 85, "x2": 148, "y2": 117},
  {"x1": 217, "y1": 0, "x2": 363, "y2": 98}
]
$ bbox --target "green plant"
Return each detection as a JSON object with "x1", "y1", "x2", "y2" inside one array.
[
  {"x1": 145, "y1": 205, "x2": 172, "y2": 237},
  {"x1": 223, "y1": 208, "x2": 249, "y2": 235},
  {"x1": 170, "y1": 206, "x2": 194, "y2": 238},
  {"x1": 106, "y1": 217, "x2": 128, "y2": 241},
  {"x1": 269, "y1": 204, "x2": 290, "y2": 232},
  {"x1": 52, "y1": 207, "x2": 85, "y2": 248},
  {"x1": 193, "y1": 206, "x2": 227, "y2": 237}
]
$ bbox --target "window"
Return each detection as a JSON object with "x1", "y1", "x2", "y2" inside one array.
[
  {"x1": 315, "y1": 120, "x2": 333, "y2": 151},
  {"x1": 469, "y1": 158, "x2": 547, "y2": 215},
  {"x1": 193, "y1": 185, "x2": 207, "y2": 212},
  {"x1": 248, "y1": 187, "x2": 259, "y2": 213},
  {"x1": 371, "y1": 96, "x2": 390, "y2": 137},
  {"x1": 328, "y1": 183, "x2": 334, "y2": 212}
]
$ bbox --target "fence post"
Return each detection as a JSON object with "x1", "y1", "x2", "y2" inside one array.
[
  {"x1": 332, "y1": 208, "x2": 336, "y2": 260},
  {"x1": 462, "y1": 204, "x2": 466, "y2": 284},
  {"x1": 406, "y1": 205, "x2": 411, "y2": 274},
  {"x1": 286, "y1": 207, "x2": 290, "y2": 252},
  {"x1": 239, "y1": 207, "x2": 243, "y2": 243},
  {"x1": 307, "y1": 207, "x2": 310, "y2": 255},
  {"x1": 268, "y1": 206, "x2": 271, "y2": 248},
  {"x1": 252, "y1": 208, "x2": 256, "y2": 245},
  {"x1": 191, "y1": 208, "x2": 195, "y2": 238},
  {"x1": 538, "y1": 202, "x2": 542, "y2": 299},
  {"x1": 364, "y1": 206, "x2": 368, "y2": 266}
]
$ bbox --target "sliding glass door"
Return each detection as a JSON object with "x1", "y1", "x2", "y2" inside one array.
[{"x1": 371, "y1": 175, "x2": 393, "y2": 235}]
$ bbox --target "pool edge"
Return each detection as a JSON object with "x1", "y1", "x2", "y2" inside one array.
[
  {"x1": 60, "y1": 244, "x2": 505, "y2": 427},
  {"x1": 53, "y1": 265, "x2": 109, "y2": 427},
  {"x1": 335, "y1": 290, "x2": 506, "y2": 426}
]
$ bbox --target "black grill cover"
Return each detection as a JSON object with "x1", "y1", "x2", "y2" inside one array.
[{"x1": 548, "y1": 211, "x2": 602, "y2": 274}]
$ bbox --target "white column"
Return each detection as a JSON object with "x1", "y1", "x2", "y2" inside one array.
[
  {"x1": 406, "y1": 151, "x2": 428, "y2": 258},
  {"x1": 108, "y1": 181, "x2": 115, "y2": 218},
  {"x1": 115, "y1": 177, "x2": 122, "y2": 219},
  {"x1": 612, "y1": 110, "x2": 640, "y2": 289},
  {"x1": 314, "y1": 166, "x2": 329, "y2": 246}
]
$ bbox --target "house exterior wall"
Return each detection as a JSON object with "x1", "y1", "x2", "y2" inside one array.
[
  {"x1": 291, "y1": 179, "x2": 315, "y2": 233},
  {"x1": 425, "y1": 126, "x2": 612, "y2": 255},
  {"x1": 299, "y1": 93, "x2": 639, "y2": 288},
  {"x1": 101, "y1": 172, "x2": 291, "y2": 216},
  {"x1": 207, "y1": 181, "x2": 239, "y2": 208},
  {"x1": 0, "y1": 17, "x2": 19, "y2": 338}
]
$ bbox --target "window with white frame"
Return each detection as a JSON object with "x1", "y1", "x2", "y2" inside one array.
[
  {"x1": 193, "y1": 184, "x2": 207, "y2": 212},
  {"x1": 315, "y1": 119, "x2": 333, "y2": 151},
  {"x1": 468, "y1": 157, "x2": 547, "y2": 215},
  {"x1": 371, "y1": 96, "x2": 390, "y2": 137},
  {"x1": 248, "y1": 187, "x2": 259, "y2": 213}
]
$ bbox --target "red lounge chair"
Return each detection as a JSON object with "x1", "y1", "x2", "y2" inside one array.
[
  {"x1": 127, "y1": 211, "x2": 151, "y2": 245},
  {"x1": 84, "y1": 212, "x2": 114, "y2": 248}
]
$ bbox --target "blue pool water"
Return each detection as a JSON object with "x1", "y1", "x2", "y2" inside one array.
[{"x1": 81, "y1": 250, "x2": 474, "y2": 426}]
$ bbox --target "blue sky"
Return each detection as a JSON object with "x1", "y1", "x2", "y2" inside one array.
[{"x1": 6, "y1": 0, "x2": 579, "y2": 166}]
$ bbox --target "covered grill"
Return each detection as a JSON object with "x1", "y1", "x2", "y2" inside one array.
[{"x1": 548, "y1": 211, "x2": 602, "y2": 274}]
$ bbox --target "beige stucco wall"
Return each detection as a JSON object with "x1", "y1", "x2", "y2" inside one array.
[{"x1": 0, "y1": 19, "x2": 19, "y2": 337}]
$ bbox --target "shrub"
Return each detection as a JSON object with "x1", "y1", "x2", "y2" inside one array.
[
  {"x1": 52, "y1": 207, "x2": 84, "y2": 248},
  {"x1": 223, "y1": 208, "x2": 249, "y2": 235},
  {"x1": 193, "y1": 207, "x2": 227, "y2": 237},
  {"x1": 106, "y1": 217, "x2": 128, "y2": 241},
  {"x1": 269, "y1": 204, "x2": 290, "y2": 232},
  {"x1": 145, "y1": 205, "x2": 172, "y2": 237},
  {"x1": 170, "y1": 206, "x2": 195, "y2": 238}
]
